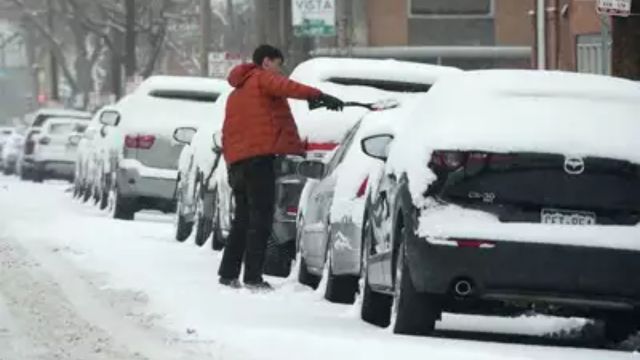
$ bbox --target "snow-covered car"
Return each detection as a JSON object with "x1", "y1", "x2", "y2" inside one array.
[
  {"x1": 18, "y1": 108, "x2": 91, "y2": 181},
  {"x1": 97, "y1": 76, "x2": 228, "y2": 220},
  {"x1": 174, "y1": 90, "x2": 230, "y2": 247},
  {"x1": 30, "y1": 118, "x2": 88, "y2": 182},
  {"x1": 294, "y1": 60, "x2": 461, "y2": 301},
  {"x1": 74, "y1": 107, "x2": 116, "y2": 204},
  {"x1": 2, "y1": 130, "x2": 24, "y2": 175},
  {"x1": 0, "y1": 126, "x2": 15, "y2": 170},
  {"x1": 359, "y1": 70, "x2": 640, "y2": 340}
]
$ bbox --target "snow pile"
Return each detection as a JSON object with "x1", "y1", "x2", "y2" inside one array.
[{"x1": 385, "y1": 70, "x2": 640, "y2": 205}]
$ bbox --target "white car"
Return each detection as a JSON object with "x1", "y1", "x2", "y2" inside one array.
[
  {"x1": 0, "y1": 127, "x2": 15, "y2": 171},
  {"x1": 30, "y1": 118, "x2": 88, "y2": 182},
  {"x1": 95, "y1": 76, "x2": 228, "y2": 220},
  {"x1": 175, "y1": 57, "x2": 461, "y2": 278},
  {"x1": 18, "y1": 108, "x2": 91, "y2": 181},
  {"x1": 74, "y1": 107, "x2": 116, "y2": 204},
  {"x1": 359, "y1": 70, "x2": 640, "y2": 339}
]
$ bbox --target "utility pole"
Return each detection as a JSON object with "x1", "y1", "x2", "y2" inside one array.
[
  {"x1": 47, "y1": 0, "x2": 59, "y2": 101},
  {"x1": 125, "y1": 0, "x2": 137, "y2": 79},
  {"x1": 536, "y1": 0, "x2": 547, "y2": 69},
  {"x1": 200, "y1": 0, "x2": 212, "y2": 77},
  {"x1": 611, "y1": 1, "x2": 640, "y2": 79}
]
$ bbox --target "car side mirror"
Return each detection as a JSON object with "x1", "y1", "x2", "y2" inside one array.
[
  {"x1": 212, "y1": 132, "x2": 222, "y2": 153},
  {"x1": 297, "y1": 160, "x2": 325, "y2": 179},
  {"x1": 68, "y1": 134, "x2": 82, "y2": 146},
  {"x1": 361, "y1": 134, "x2": 394, "y2": 161},
  {"x1": 100, "y1": 110, "x2": 121, "y2": 127},
  {"x1": 173, "y1": 127, "x2": 197, "y2": 145}
]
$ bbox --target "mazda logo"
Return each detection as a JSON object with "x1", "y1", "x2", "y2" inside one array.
[{"x1": 564, "y1": 156, "x2": 585, "y2": 175}]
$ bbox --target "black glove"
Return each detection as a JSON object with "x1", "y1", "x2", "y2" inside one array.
[{"x1": 319, "y1": 93, "x2": 344, "y2": 112}]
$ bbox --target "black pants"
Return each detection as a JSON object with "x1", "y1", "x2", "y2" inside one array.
[{"x1": 218, "y1": 155, "x2": 275, "y2": 283}]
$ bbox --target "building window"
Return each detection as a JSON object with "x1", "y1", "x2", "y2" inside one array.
[{"x1": 410, "y1": 0, "x2": 493, "y2": 17}]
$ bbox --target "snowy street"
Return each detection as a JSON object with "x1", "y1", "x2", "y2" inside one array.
[{"x1": 0, "y1": 175, "x2": 635, "y2": 360}]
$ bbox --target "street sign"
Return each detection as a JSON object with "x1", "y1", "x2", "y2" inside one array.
[
  {"x1": 597, "y1": 0, "x2": 632, "y2": 17},
  {"x1": 208, "y1": 52, "x2": 246, "y2": 79},
  {"x1": 292, "y1": 0, "x2": 336, "y2": 37}
]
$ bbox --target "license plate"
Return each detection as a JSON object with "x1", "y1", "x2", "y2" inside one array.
[{"x1": 541, "y1": 208, "x2": 596, "y2": 225}]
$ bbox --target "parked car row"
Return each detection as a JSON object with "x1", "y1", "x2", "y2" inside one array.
[{"x1": 32, "y1": 58, "x2": 640, "y2": 343}]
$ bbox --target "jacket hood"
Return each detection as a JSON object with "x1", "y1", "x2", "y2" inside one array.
[{"x1": 228, "y1": 63, "x2": 258, "y2": 88}]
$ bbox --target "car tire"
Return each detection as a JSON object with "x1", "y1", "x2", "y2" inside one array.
[
  {"x1": 392, "y1": 240, "x2": 441, "y2": 336},
  {"x1": 32, "y1": 169, "x2": 45, "y2": 183},
  {"x1": 109, "y1": 184, "x2": 135, "y2": 221},
  {"x1": 324, "y1": 258, "x2": 359, "y2": 304},
  {"x1": 360, "y1": 216, "x2": 393, "y2": 327},
  {"x1": 194, "y1": 186, "x2": 214, "y2": 247},
  {"x1": 298, "y1": 256, "x2": 321, "y2": 289},
  {"x1": 603, "y1": 312, "x2": 640, "y2": 343},
  {"x1": 211, "y1": 191, "x2": 225, "y2": 251},
  {"x1": 175, "y1": 214, "x2": 194, "y2": 242},
  {"x1": 264, "y1": 236, "x2": 294, "y2": 278}
]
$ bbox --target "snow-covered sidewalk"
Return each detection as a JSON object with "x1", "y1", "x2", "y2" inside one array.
[{"x1": 0, "y1": 176, "x2": 635, "y2": 360}]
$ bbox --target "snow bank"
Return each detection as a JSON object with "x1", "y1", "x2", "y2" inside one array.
[{"x1": 384, "y1": 70, "x2": 640, "y2": 205}]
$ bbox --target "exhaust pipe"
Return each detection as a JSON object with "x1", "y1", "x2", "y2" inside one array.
[{"x1": 454, "y1": 280, "x2": 473, "y2": 297}]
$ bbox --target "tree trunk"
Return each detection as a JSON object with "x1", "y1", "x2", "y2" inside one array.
[{"x1": 611, "y1": 2, "x2": 640, "y2": 80}]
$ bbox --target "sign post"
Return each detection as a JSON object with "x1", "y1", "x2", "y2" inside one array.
[{"x1": 292, "y1": 0, "x2": 336, "y2": 37}]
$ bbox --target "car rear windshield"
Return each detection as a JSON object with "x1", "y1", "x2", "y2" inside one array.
[
  {"x1": 327, "y1": 77, "x2": 432, "y2": 93},
  {"x1": 148, "y1": 90, "x2": 220, "y2": 103},
  {"x1": 48, "y1": 123, "x2": 77, "y2": 135}
]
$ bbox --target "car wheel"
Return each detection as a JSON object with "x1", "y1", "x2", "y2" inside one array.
[
  {"x1": 174, "y1": 191, "x2": 194, "y2": 242},
  {"x1": 194, "y1": 185, "x2": 213, "y2": 247},
  {"x1": 603, "y1": 312, "x2": 640, "y2": 343},
  {"x1": 211, "y1": 191, "x2": 225, "y2": 251},
  {"x1": 360, "y1": 216, "x2": 392, "y2": 327},
  {"x1": 32, "y1": 168, "x2": 45, "y2": 183},
  {"x1": 391, "y1": 231, "x2": 441, "y2": 336},
  {"x1": 264, "y1": 236, "x2": 294, "y2": 278},
  {"x1": 298, "y1": 255, "x2": 321, "y2": 289},
  {"x1": 108, "y1": 181, "x2": 135, "y2": 221},
  {"x1": 324, "y1": 248, "x2": 359, "y2": 304}
]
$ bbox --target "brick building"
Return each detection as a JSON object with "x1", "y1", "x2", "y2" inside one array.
[{"x1": 317, "y1": 0, "x2": 608, "y2": 72}]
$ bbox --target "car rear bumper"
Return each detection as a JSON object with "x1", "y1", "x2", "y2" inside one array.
[
  {"x1": 35, "y1": 161, "x2": 75, "y2": 177},
  {"x1": 406, "y1": 233, "x2": 640, "y2": 312},
  {"x1": 117, "y1": 159, "x2": 178, "y2": 201}
]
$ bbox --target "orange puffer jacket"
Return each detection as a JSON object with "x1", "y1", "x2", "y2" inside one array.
[{"x1": 222, "y1": 63, "x2": 322, "y2": 165}]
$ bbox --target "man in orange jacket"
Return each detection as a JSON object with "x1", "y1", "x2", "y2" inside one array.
[{"x1": 219, "y1": 45, "x2": 343, "y2": 290}]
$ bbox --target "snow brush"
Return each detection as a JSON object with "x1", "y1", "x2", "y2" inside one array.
[{"x1": 308, "y1": 98, "x2": 400, "y2": 112}]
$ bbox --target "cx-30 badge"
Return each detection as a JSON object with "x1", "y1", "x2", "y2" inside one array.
[{"x1": 564, "y1": 156, "x2": 585, "y2": 175}]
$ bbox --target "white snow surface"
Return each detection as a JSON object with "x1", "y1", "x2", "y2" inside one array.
[
  {"x1": 1, "y1": 176, "x2": 628, "y2": 360},
  {"x1": 383, "y1": 70, "x2": 640, "y2": 206}
]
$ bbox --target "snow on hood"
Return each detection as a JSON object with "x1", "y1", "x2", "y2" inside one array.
[
  {"x1": 384, "y1": 70, "x2": 640, "y2": 205},
  {"x1": 227, "y1": 63, "x2": 258, "y2": 88}
]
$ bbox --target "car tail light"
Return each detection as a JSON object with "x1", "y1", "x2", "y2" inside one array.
[
  {"x1": 286, "y1": 206, "x2": 298, "y2": 216},
  {"x1": 455, "y1": 239, "x2": 496, "y2": 249},
  {"x1": 356, "y1": 176, "x2": 369, "y2": 198},
  {"x1": 431, "y1": 151, "x2": 465, "y2": 170},
  {"x1": 125, "y1": 134, "x2": 156, "y2": 149},
  {"x1": 38, "y1": 136, "x2": 51, "y2": 145}
]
